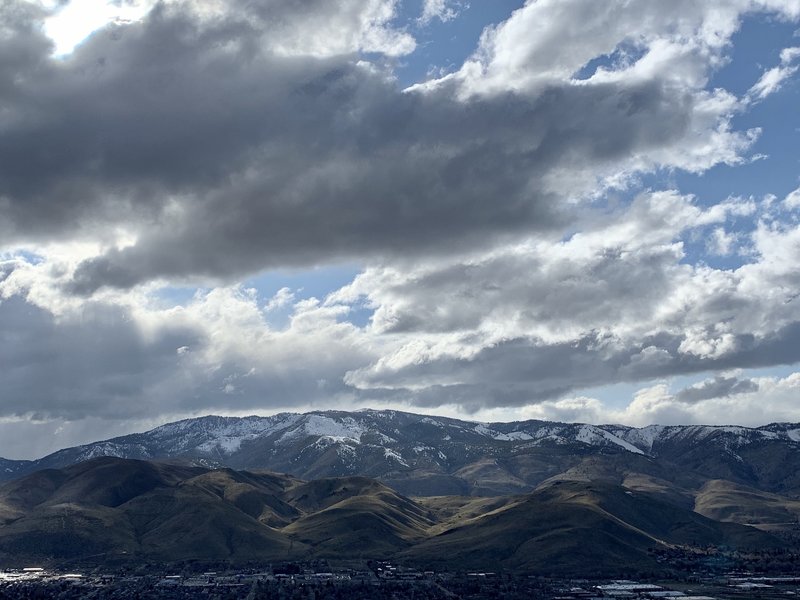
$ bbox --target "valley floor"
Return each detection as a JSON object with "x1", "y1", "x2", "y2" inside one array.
[{"x1": 5, "y1": 564, "x2": 800, "y2": 600}]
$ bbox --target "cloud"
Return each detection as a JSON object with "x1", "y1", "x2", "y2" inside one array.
[
  {"x1": 42, "y1": 0, "x2": 156, "y2": 56},
  {"x1": 420, "y1": 0, "x2": 800, "y2": 97},
  {"x1": 335, "y1": 193, "x2": 800, "y2": 409},
  {"x1": 0, "y1": 416, "x2": 168, "y2": 460},
  {"x1": 418, "y1": 0, "x2": 466, "y2": 25},
  {"x1": 238, "y1": 0, "x2": 416, "y2": 58},
  {"x1": 3, "y1": 0, "x2": 800, "y2": 456},
  {"x1": 621, "y1": 372, "x2": 800, "y2": 427},
  {"x1": 785, "y1": 186, "x2": 800, "y2": 209},
  {"x1": 747, "y1": 46, "x2": 800, "y2": 100},
  {"x1": 706, "y1": 227, "x2": 739, "y2": 255},
  {"x1": 4, "y1": 179, "x2": 800, "y2": 430},
  {"x1": 514, "y1": 371, "x2": 800, "y2": 428},
  {"x1": 2, "y1": 188, "x2": 800, "y2": 452},
  {"x1": 0, "y1": 257, "x2": 377, "y2": 422},
  {"x1": 0, "y1": 0, "x2": 773, "y2": 295},
  {"x1": 674, "y1": 375, "x2": 759, "y2": 403},
  {"x1": 0, "y1": 294, "x2": 200, "y2": 419},
  {"x1": 265, "y1": 287, "x2": 295, "y2": 312}
]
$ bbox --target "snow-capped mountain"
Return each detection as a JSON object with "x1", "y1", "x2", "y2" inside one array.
[{"x1": 2, "y1": 410, "x2": 800, "y2": 496}]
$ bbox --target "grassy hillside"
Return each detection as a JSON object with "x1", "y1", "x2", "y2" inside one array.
[
  {"x1": 695, "y1": 479, "x2": 800, "y2": 529},
  {"x1": 0, "y1": 457, "x2": 792, "y2": 573},
  {"x1": 406, "y1": 481, "x2": 782, "y2": 575}
]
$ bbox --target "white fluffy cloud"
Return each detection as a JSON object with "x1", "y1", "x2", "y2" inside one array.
[
  {"x1": 748, "y1": 46, "x2": 800, "y2": 100},
  {"x1": 42, "y1": 0, "x2": 416, "y2": 58},
  {"x1": 0, "y1": 259, "x2": 377, "y2": 421},
  {"x1": 504, "y1": 371, "x2": 800, "y2": 427},
  {"x1": 332, "y1": 192, "x2": 800, "y2": 409},
  {"x1": 418, "y1": 0, "x2": 466, "y2": 24},
  {"x1": 785, "y1": 187, "x2": 800, "y2": 209},
  {"x1": 419, "y1": 0, "x2": 800, "y2": 96}
]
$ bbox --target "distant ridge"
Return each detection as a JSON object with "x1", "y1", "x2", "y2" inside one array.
[{"x1": 2, "y1": 409, "x2": 800, "y2": 499}]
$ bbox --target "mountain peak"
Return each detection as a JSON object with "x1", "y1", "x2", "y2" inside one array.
[{"x1": 2, "y1": 410, "x2": 800, "y2": 497}]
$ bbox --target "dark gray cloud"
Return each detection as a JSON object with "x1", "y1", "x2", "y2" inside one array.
[
  {"x1": 65, "y1": 74, "x2": 693, "y2": 293},
  {"x1": 0, "y1": 0, "x2": 715, "y2": 293},
  {"x1": 0, "y1": 294, "x2": 199, "y2": 419},
  {"x1": 675, "y1": 376, "x2": 759, "y2": 403},
  {"x1": 346, "y1": 323, "x2": 800, "y2": 411}
]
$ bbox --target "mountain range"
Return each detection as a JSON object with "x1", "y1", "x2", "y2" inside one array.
[
  {"x1": 3, "y1": 409, "x2": 800, "y2": 573},
  {"x1": 3, "y1": 409, "x2": 800, "y2": 499}
]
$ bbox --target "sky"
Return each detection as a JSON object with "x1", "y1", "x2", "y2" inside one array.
[{"x1": 2, "y1": 0, "x2": 800, "y2": 459}]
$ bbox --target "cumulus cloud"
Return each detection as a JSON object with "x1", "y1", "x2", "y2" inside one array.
[
  {"x1": 265, "y1": 287, "x2": 296, "y2": 312},
  {"x1": 6, "y1": 185, "x2": 800, "y2": 426},
  {"x1": 0, "y1": 293, "x2": 199, "y2": 419},
  {"x1": 513, "y1": 372, "x2": 800, "y2": 428},
  {"x1": 0, "y1": 0, "x2": 777, "y2": 295},
  {"x1": 747, "y1": 46, "x2": 800, "y2": 100},
  {"x1": 419, "y1": 0, "x2": 800, "y2": 96},
  {"x1": 785, "y1": 186, "x2": 800, "y2": 209},
  {"x1": 418, "y1": 0, "x2": 466, "y2": 25},
  {"x1": 706, "y1": 227, "x2": 739, "y2": 256},
  {"x1": 674, "y1": 375, "x2": 759, "y2": 403},
  {"x1": 0, "y1": 256, "x2": 377, "y2": 422},
  {"x1": 335, "y1": 193, "x2": 800, "y2": 410}
]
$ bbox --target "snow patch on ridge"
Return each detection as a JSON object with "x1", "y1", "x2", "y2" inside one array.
[
  {"x1": 78, "y1": 442, "x2": 149, "y2": 460},
  {"x1": 473, "y1": 423, "x2": 535, "y2": 441},
  {"x1": 575, "y1": 425, "x2": 645, "y2": 455},
  {"x1": 279, "y1": 414, "x2": 366, "y2": 445},
  {"x1": 620, "y1": 425, "x2": 665, "y2": 453},
  {"x1": 384, "y1": 448, "x2": 409, "y2": 467},
  {"x1": 149, "y1": 413, "x2": 303, "y2": 455}
]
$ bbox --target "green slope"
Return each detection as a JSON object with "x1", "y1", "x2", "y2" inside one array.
[
  {"x1": 0, "y1": 457, "x2": 791, "y2": 573},
  {"x1": 694, "y1": 479, "x2": 800, "y2": 529},
  {"x1": 406, "y1": 481, "x2": 781, "y2": 574}
]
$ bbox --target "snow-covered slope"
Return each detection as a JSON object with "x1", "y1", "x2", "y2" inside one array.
[{"x1": 2, "y1": 410, "x2": 800, "y2": 496}]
